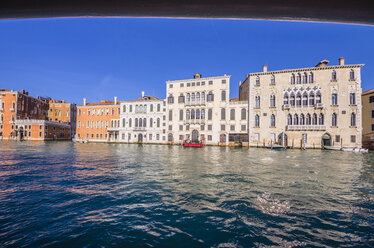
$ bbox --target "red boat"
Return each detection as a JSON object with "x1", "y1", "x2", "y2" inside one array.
[{"x1": 183, "y1": 142, "x2": 204, "y2": 148}]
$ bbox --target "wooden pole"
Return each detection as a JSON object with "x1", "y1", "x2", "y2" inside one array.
[{"x1": 292, "y1": 139, "x2": 294, "y2": 149}]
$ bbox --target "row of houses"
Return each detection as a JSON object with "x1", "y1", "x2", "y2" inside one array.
[{"x1": 1, "y1": 57, "x2": 374, "y2": 149}]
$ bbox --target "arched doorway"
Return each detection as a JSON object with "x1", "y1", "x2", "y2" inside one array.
[
  {"x1": 322, "y1": 133, "x2": 331, "y2": 147},
  {"x1": 191, "y1": 130, "x2": 199, "y2": 143},
  {"x1": 278, "y1": 132, "x2": 288, "y2": 147},
  {"x1": 220, "y1": 134, "x2": 226, "y2": 143},
  {"x1": 168, "y1": 133, "x2": 173, "y2": 142},
  {"x1": 138, "y1": 133, "x2": 143, "y2": 143}
]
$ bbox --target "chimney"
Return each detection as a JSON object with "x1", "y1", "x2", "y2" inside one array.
[
  {"x1": 114, "y1": 96, "x2": 118, "y2": 105},
  {"x1": 339, "y1": 57, "x2": 345, "y2": 66},
  {"x1": 141, "y1": 91, "x2": 145, "y2": 98},
  {"x1": 83, "y1": 98, "x2": 87, "y2": 106},
  {"x1": 263, "y1": 65, "x2": 268, "y2": 72}
]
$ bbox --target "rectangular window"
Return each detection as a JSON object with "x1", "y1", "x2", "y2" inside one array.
[
  {"x1": 254, "y1": 133, "x2": 260, "y2": 141},
  {"x1": 187, "y1": 83, "x2": 190, "y2": 87},
  {"x1": 201, "y1": 81, "x2": 205, "y2": 86},
  {"x1": 191, "y1": 82, "x2": 195, "y2": 86},
  {"x1": 369, "y1": 96, "x2": 374, "y2": 103},
  {"x1": 179, "y1": 125, "x2": 183, "y2": 131},
  {"x1": 221, "y1": 125, "x2": 225, "y2": 131},
  {"x1": 208, "y1": 135, "x2": 212, "y2": 141},
  {"x1": 372, "y1": 110, "x2": 374, "y2": 118},
  {"x1": 208, "y1": 109, "x2": 212, "y2": 120},
  {"x1": 350, "y1": 135, "x2": 356, "y2": 143},
  {"x1": 230, "y1": 125, "x2": 235, "y2": 131},
  {"x1": 221, "y1": 90, "x2": 226, "y2": 101},
  {"x1": 169, "y1": 84, "x2": 173, "y2": 88},
  {"x1": 372, "y1": 124, "x2": 374, "y2": 131},
  {"x1": 169, "y1": 110, "x2": 173, "y2": 121},
  {"x1": 197, "y1": 82, "x2": 200, "y2": 86},
  {"x1": 180, "y1": 83, "x2": 184, "y2": 87},
  {"x1": 209, "y1": 81, "x2": 213, "y2": 85},
  {"x1": 241, "y1": 125, "x2": 246, "y2": 131},
  {"x1": 168, "y1": 125, "x2": 172, "y2": 131},
  {"x1": 179, "y1": 110, "x2": 183, "y2": 120},
  {"x1": 201, "y1": 125, "x2": 205, "y2": 131},
  {"x1": 222, "y1": 79, "x2": 226, "y2": 84},
  {"x1": 157, "y1": 134, "x2": 160, "y2": 140},
  {"x1": 335, "y1": 135, "x2": 340, "y2": 142},
  {"x1": 208, "y1": 125, "x2": 212, "y2": 131}
]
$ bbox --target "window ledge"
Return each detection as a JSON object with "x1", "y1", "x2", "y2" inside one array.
[
  {"x1": 349, "y1": 104, "x2": 357, "y2": 107},
  {"x1": 350, "y1": 126, "x2": 357, "y2": 128},
  {"x1": 330, "y1": 79, "x2": 337, "y2": 82},
  {"x1": 331, "y1": 105, "x2": 339, "y2": 107},
  {"x1": 330, "y1": 126, "x2": 338, "y2": 128},
  {"x1": 269, "y1": 126, "x2": 276, "y2": 128}
]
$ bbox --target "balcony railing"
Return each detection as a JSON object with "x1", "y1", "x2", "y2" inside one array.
[
  {"x1": 184, "y1": 119, "x2": 206, "y2": 125},
  {"x1": 185, "y1": 100, "x2": 206, "y2": 106},
  {"x1": 286, "y1": 125, "x2": 326, "y2": 131},
  {"x1": 107, "y1": 127, "x2": 120, "y2": 131},
  {"x1": 314, "y1": 103, "x2": 324, "y2": 109},
  {"x1": 133, "y1": 126, "x2": 146, "y2": 131},
  {"x1": 282, "y1": 104, "x2": 290, "y2": 110}
]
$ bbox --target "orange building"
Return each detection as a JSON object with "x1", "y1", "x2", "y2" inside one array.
[
  {"x1": 48, "y1": 99, "x2": 77, "y2": 138},
  {"x1": 76, "y1": 97, "x2": 120, "y2": 142},
  {"x1": 0, "y1": 89, "x2": 72, "y2": 140}
]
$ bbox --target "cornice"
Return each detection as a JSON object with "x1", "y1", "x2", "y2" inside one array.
[{"x1": 166, "y1": 75, "x2": 231, "y2": 84}]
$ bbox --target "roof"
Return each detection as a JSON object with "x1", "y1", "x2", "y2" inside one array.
[
  {"x1": 79, "y1": 100, "x2": 119, "y2": 107},
  {"x1": 230, "y1": 97, "x2": 239, "y2": 102},
  {"x1": 362, "y1": 89, "x2": 374, "y2": 96},
  {"x1": 124, "y1": 96, "x2": 161, "y2": 102}
]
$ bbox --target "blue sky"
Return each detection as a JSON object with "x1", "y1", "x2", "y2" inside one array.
[{"x1": 0, "y1": 18, "x2": 373, "y2": 105}]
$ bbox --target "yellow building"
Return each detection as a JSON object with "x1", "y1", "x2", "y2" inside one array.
[
  {"x1": 243, "y1": 58, "x2": 363, "y2": 149},
  {"x1": 362, "y1": 89, "x2": 374, "y2": 149}
]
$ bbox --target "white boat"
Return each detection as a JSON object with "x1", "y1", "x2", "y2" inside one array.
[
  {"x1": 324, "y1": 146, "x2": 342, "y2": 151},
  {"x1": 342, "y1": 147, "x2": 368, "y2": 153}
]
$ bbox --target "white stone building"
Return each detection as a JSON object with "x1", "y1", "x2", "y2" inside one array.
[
  {"x1": 165, "y1": 73, "x2": 248, "y2": 145},
  {"x1": 118, "y1": 92, "x2": 166, "y2": 143}
]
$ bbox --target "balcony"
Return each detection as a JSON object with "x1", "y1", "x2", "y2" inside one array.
[
  {"x1": 286, "y1": 125, "x2": 326, "y2": 131},
  {"x1": 133, "y1": 126, "x2": 146, "y2": 131},
  {"x1": 10, "y1": 108, "x2": 15, "y2": 112},
  {"x1": 107, "y1": 126, "x2": 120, "y2": 131},
  {"x1": 185, "y1": 100, "x2": 206, "y2": 106},
  {"x1": 184, "y1": 119, "x2": 205, "y2": 125},
  {"x1": 314, "y1": 103, "x2": 323, "y2": 109},
  {"x1": 282, "y1": 104, "x2": 290, "y2": 110}
]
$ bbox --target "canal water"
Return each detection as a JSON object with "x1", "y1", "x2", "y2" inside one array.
[{"x1": 0, "y1": 141, "x2": 373, "y2": 247}]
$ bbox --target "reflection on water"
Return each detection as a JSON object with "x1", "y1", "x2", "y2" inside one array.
[{"x1": 0, "y1": 141, "x2": 373, "y2": 247}]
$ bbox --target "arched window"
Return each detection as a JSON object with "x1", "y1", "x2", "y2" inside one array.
[
  {"x1": 129, "y1": 118, "x2": 132, "y2": 127},
  {"x1": 284, "y1": 93, "x2": 289, "y2": 105},
  {"x1": 302, "y1": 72, "x2": 307, "y2": 83},
  {"x1": 270, "y1": 95, "x2": 276, "y2": 107},
  {"x1": 309, "y1": 72, "x2": 314, "y2": 83},
  {"x1": 168, "y1": 133, "x2": 173, "y2": 142},
  {"x1": 135, "y1": 118, "x2": 138, "y2": 127},
  {"x1": 318, "y1": 113, "x2": 324, "y2": 125},
  {"x1": 297, "y1": 73, "x2": 301, "y2": 84},
  {"x1": 294, "y1": 114, "x2": 299, "y2": 125},
  {"x1": 332, "y1": 93, "x2": 338, "y2": 105},
  {"x1": 270, "y1": 114, "x2": 275, "y2": 127},
  {"x1": 256, "y1": 76, "x2": 260, "y2": 85},
  {"x1": 139, "y1": 118, "x2": 143, "y2": 127},
  {"x1": 296, "y1": 92, "x2": 302, "y2": 106},
  {"x1": 201, "y1": 109, "x2": 205, "y2": 119},
  {"x1": 167, "y1": 94, "x2": 174, "y2": 104},
  {"x1": 303, "y1": 92, "x2": 308, "y2": 106},
  {"x1": 207, "y1": 91, "x2": 214, "y2": 102},
  {"x1": 150, "y1": 104, "x2": 153, "y2": 112},
  {"x1": 143, "y1": 118, "x2": 147, "y2": 127},
  {"x1": 191, "y1": 93, "x2": 195, "y2": 103},
  {"x1": 221, "y1": 108, "x2": 226, "y2": 120},
  {"x1": 350, "y1": 92, "x2": 356, "y2": 105},
  {"x1": 186, "y1": 109, "x2": 190, "y2": 120},
  {"x1": 255, "y1": 96, "x2": 261, "y2": 108},
  {"x1": 122, "y1": 105, "x2": 126, "y2": 113},
  {"x1": 332, "y1": 113, "x2": 337, "y2": 126},
  {"x1": 201, "y1": 92, "x2": 205, "y2": 103},
  {"x1": 291, "y1": 74, "x2": 295, "y2": 84},
  {"x1": 351, "y1": 113, "x2": 356, "y2": 126},
  {"x1": 187, "y1": 93, "x2": 191, "y2": 103},
  {"x1": 316, "y1": 91, "x2": 322, "y2": 104},
  {"x1": 290, "y1": 92, "x2": 295, "y2": 106},
  {"x1": 312, "y1": 113, "x2": 318, "y2": 125},
  {"x1": 255, "y1": 114, "x2": 260, "y2": 127},
  {"x1": 306, "y1": 114, "x2": 311, "y2": 125},
  {"x1": 309, "y1": 92, "x2": 315, "y2": 106},
  {"x1": 241, "y1": 108, "x2": 246, "y2": 120},
  {"x1": 287, "y1": 114, "x2": 292, "y2": 125},
  {"x1": 350, "y1": 69, "x2": 355, "y2": 80},
  {"x1": 230, "y1": 109, "x2": 235, "y2": 120},
  {"x1": 196, "y1": 109, "x2": 200, "y2": 119},
  {"x1": 300, "y1": 114, "x2": 305, "y2": 125},
  {"x1": 221, "y1": 90, "x2": 226, "y2": 101},
  {"x1": 191, "y1": 109, "x2": 195, "y2": 119},
  {"x1": 150, "y1": 118, "x2": 153, "y2": 128},
  {"x1": 157, "y1": 118, "x2": 160, "y2": 127},
  {"x1": 122, "y1": 118, "x2": 125, "y2": 127},
  {"x1": 157, "y1": 104, "x2": 160, "y2": 112},
  {"x1": 196, "y1": 93, "x2": 200, "y2": 103},
  {"x1": 270, "y1": 75, "x2": 275, "y2": 85},
  {"x1": 179, "y1": 109, "x2": 183, "y2": 120},
  {"x1": 332, "y1": 70, "x2": 337, "y2": 80}
]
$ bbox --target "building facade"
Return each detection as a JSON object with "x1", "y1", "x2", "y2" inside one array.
[
  {"x1": 76, "y1": 97, "x2": 121, "y2": 142},
  {"x1": 118, "y1": 92, "x2": 166, "y2": 143},
  {"x1": 48, "y1": 99, "x2": 77, "y2": 138},
  {"x1": 362, "y1": 89, "x2": 374, "y2": 149},
  {"x1": 244, "y1": 58, "x2": 363, "y2": 148},
  {"x1": 165, "y1": 73, "x2": 248, "y2": 145},
  {"x1": 0, "y1": 89, "x2": 72, "y2": 140}
]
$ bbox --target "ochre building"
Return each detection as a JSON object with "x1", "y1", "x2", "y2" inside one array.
[{"x1": 362, "y1": 89, "x2": 374, "y2": 149}]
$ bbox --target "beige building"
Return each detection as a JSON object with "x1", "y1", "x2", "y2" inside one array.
[
  {"x1": 243, "y1": 58, "x2": 363, "y2": 148},
  {"x1": 362, "y1": 89, "x2": 374, "y2": 149}
]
